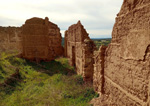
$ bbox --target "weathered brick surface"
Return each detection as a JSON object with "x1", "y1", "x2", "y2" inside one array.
[
  {"x1": 65, "y1": 21, "x2": 96, "y2": 82},
  {"x1": 103, "y1": 78, "x2": 142, "y2": 106},
  {"x1": 22, "y1": 17, "x2": 63, "y2": 61},
  {"x1": 0, "y1": 27, "x2": 22, "y2": 52},
  {"x1": 82, "y1": 39, "x2": 96, "y2": 81},
  {"x1": 92, "y1": 0, "x2": 150, "y2": 105},
  {"x1": 93, "y1": 46, "x2": 107, "y2": 93}
]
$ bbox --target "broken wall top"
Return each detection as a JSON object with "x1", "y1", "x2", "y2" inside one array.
[
  {"x1": 22, "y1": 17, "x2": 61, "y2": 37},
  {"x1": 112, "y1": 0, "x2": 150, "y2": 60},
  {"x1": 119, "y1": 0, "x2": 150, "y2": 15},
  {"x1": 67, "y1": 21, "x2": 90, "y2": 42},
  {"x1": 22, "y1": 17, "x2": 63, "y2": 60},
  {"x1": 83, "y1": 38, "x2": 97, "y2": 52},
  {"x1": 25, "y1": 17, "x2": 58, "y2": 28}
]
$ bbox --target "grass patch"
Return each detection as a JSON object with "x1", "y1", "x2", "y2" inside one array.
[{"x1": 0, "y1": 54, "x2": 97, "y2": 106}]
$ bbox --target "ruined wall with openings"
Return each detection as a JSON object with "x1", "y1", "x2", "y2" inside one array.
[
  {"x1": 65, "y1": 21, "x2": 96, "y2": 81},
  {"x1": 22, "y1": 17, "x2": 64, "y2": 61},
  {"x1": 0, "y1": 27, "x2": 22, "y2": 52},
  {"x1": 92, "y1": 0, "x2": 150, "y2": 106}
]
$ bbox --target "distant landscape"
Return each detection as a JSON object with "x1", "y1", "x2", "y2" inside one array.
[
  {"x1": 62, "y1": 38, "x2": 111, "y2": 49},
  {"x1": 91, "y1": 38, "x2": 111, "y2": 49}
]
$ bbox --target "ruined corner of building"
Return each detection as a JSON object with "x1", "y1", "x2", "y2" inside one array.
[{"x1": 64, "y1": 21, "x2": 97, "y2": 82}]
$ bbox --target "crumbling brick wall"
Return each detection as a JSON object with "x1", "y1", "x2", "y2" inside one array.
[
  {"x1": 92, "y1": 0, "x2": 150, "y2": 106},
  {"x1": 22, "y1": 17, "x2": 63, "y2": 61},
  {"x1": 0, "y1": 26, "x2": 22, "y2": 52},
  {"x1": 93, "y1": 45, "x2": 107, "y2": 93},
  {"x1": 82, "y1": 39, "x2": 96, "y2": 82},
  {"x1": 65, "y1": 21, "x2": 96, "y2": 82}
]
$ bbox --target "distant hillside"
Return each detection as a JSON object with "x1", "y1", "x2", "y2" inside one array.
[
  {"x1": 91, "y1": 38, "x2": 111, "y2": 40},
  {"x1": 92, "y1": 38, "x2": 111, "y2": 49},
  {"x1": 61, "y1": 38, "x2": 111, "y2": 48}
]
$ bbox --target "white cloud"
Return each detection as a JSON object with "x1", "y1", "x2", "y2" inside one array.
[{"x1": 0, "y1": 0, "x2": 123, "y2": 38}]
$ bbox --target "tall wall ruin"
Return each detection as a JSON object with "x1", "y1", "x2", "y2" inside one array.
[
  {"x1": 65, "y1": 21, "x2": 96, "y2": 82},
  {"x1": 22, "y1": 17, "x2": 63, "y2": 61},
  {"x1": 92, "y1": 0, "x2": 150, "y2": 106},
  {"x1": 0, "y1": 17, "x2": 63, "y2": 61}
]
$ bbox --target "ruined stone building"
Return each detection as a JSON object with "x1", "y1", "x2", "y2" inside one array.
[
  {"x1": 64, "y1": 21, "x2": 96, "y2": 82},
  {"x1": 22, "y1": 17, "x2": 63, "y2": 61},
  {"x1": 0, "y1": 27, "x2": 22, "y2": 52},
  {"x1": 92, "y1": 0, "x2": 150, "y2": 106},
  {"x1": 0, "y1": 1, "x2": 150, "y2": 105},
  {"x1": 0, "y1": 17, "x2": 63, "y2": 61}
]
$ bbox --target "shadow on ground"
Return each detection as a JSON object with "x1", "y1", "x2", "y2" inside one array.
[{"x1": 25, "y1": 59, "x2": 76, "y2": 76}]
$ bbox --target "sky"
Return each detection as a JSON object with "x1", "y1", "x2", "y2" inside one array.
[{"x1": 0, "y1": 0, "x2": 123, "y2": 38}]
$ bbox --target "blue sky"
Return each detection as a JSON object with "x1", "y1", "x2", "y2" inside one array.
[{"x1": 0, "y1": 0, "x2": 123, "y2": 38}]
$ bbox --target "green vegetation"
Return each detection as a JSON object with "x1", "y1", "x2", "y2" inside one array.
[
  {"x1": 92, "y1": 38, "x2": 111, "y2": 49},
  {"x1": 0, "y1": 52, "x2": 97, "y2": 106}
]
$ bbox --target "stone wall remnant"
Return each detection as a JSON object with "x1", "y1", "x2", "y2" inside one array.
[
  {"x1": 65, "y1": 21, "x2": 96, "y2": 82},
  {"x1": 0, "y1": 27, "x2": 22, "y2": 52},
  {"x1": 22, "y1": 17, "x2": 63, "y2": 61},
  {"x1": 92, "y1": 0, "x2": 150, "y2": 105},
  {"x1": 93, "y1": 45, "x2": 107, "y2": 93}
]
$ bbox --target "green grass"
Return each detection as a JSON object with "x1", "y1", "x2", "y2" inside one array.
[
  {"x1": 0, "y1": 52, "x2": 18, "y2": 83},
  {"x1": 0, "y1": 53, "x2": 98, "y2": 106}
]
